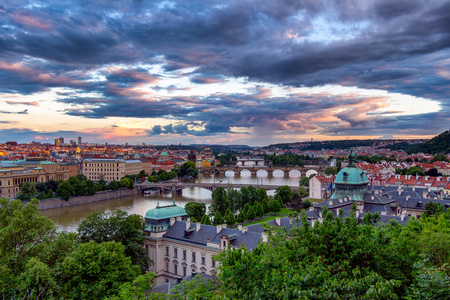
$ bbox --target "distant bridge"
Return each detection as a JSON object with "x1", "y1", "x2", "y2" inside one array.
[
  {"x1": 198, "y1": 165, "x2": 323, "y2": 178},
  {"x1": 136, "y1": 182, "x2": 299, "y2": 194}
]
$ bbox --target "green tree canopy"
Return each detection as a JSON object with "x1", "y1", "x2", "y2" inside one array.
[
  {"x1": 62, "y1": 241, "x2": 140, "y2": 299},
  {"x1": 77, "y1": 210, "x2": 149, "y2": 273},
  {"x1": 185, "y1": 202, "x2": 207, "y2": 221}
]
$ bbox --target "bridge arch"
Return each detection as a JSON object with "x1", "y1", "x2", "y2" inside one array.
[
  {"x1": 289, "y1": 169, "x2": 301, "y2": 177},
  {"x1": 256, "y1": 169, "x2": 269, "y2": 177},
  {"x1": 306, "y1": 169, "x2": 318, "y2": 177}
]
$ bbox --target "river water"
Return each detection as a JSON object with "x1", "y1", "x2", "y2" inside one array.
[{"x1": 42, "y1": 170, "x2": 301, "y2": 232}]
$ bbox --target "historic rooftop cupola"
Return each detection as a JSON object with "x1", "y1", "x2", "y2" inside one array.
[
  {"x1": 144, "y1": 200, "x2": 188, "y2": 233},
  {"x1": 331, "y1": 151, "x2": 369, "y2": 202}
]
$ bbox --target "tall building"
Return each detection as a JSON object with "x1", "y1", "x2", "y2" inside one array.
[
  {"x1": 78, "y1": 136, "x2": 82, "y2": 145},
  {"x1": 59, "y1": 137, "x2": 64, "y2": 144}
]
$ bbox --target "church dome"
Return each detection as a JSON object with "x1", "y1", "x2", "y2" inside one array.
[
  {"x1": 145, "y1": 201, "x2": 187, "y2": 220},
  {"x1": 331, "y1": 151, "x2": 369, "y2": 201}
]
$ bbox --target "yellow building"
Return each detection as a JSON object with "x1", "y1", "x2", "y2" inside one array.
[
  {"x1": 0, "y1": 160, "x2": 70, "y2": 199},
  {"x1": 82, "y1": 158, "x2": 143, "y2": 182},
  {"x1": 202, "y1": 159, "x2": 211, "y2": 168}
]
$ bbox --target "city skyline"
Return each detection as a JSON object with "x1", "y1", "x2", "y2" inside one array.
[{"x1": 1, "y1": 1, "x2": 450, "y2": 146}]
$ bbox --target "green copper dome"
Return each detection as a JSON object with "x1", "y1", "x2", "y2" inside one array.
[
  {"x1": 145, "y1": 201, "x2": 187, "y2": 220},
  {"x1": 331, "y1": 151, "x2": 369, "y2": 201}
]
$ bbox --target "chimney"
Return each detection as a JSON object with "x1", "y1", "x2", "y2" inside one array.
[
  {"x1": 371, "y1": 195, "x2": 375, "y2": 200},
  {"x1": 176, "y1": 216, "x2": 182, "y2": 221},
  {"x1": 355, "y1": 211, "x2": 360, "y2": 218},
  {"x1": 311, "y1": 219, "x2": 316, "y2": 227},
  {"x1": 186, "y1": 218, "x2": 191, "y2": 230},
  {"x1": 261, "y1": 232, "x2": 268, "y2": 243},
  {"x1": 425, "y1": 176, "x2": 429, "y2": 181},
  {"x1": 381, "y1": 211, "x2": 386, "y2": 215},
  {"x1": 241, "y1": 226, "x2": 248, "y2": 233},
  {"x1": 238, "y1": 224, "x2": 243, "y2": 232},
  {"x1": 176, "y1": 276, "x2": 183, "y2": 283},
  {"x1": 437, "y1": 176, "x2": 441, "y2": 181},
  {"x1": 319, "y1": 211, "x2": 323, "y2": 218},
  {"x1": 406, "y1": 195, "x2": 410, "y2": 200},
  {"x1": 275, "y1": 217, "x2": 281, "y2": 226},
  {"x1": 196, "y1": 222, "x2": 201, "y2": 232},
  {"x1": 222, "y1": 224, "x2": 227, "y2": 228},
  {"x1": 412, "y1": 186, "x2": 415, "y2": 192},
  {"x1": 428, "y1": 186, "x2": 431, "y2": 192},
  {"x1": 400, "y1": 214, "x2": 405, "y2": 222},
  {"x1": 309, "y1": 207, "x2": 314, "y2": 211},
  {"x1": 216, "y1": 224, "x2": 222, "y2": 234},
  {"x1": 170, "y1": 217, "x2": 175, "y2": 226}
]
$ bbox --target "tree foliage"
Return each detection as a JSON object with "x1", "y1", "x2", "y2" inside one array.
[
  {"x1": 185, "y1": 202, "x2": 207, "y2": 221},
  {"x1": 77, "y1": 210, "x2": 150, "y2": 273},
  {"x1": 62, "y1": 241, "x2": 140, "y2": 299}
]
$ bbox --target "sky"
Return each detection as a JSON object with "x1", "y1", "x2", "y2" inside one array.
[{"x1": 0, "y1": 0, "x2": 450, "y2": 146}]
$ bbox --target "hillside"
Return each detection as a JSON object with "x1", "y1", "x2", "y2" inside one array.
[{"x1": 407, "y1": 130, "x2": 450, "y2": 154}]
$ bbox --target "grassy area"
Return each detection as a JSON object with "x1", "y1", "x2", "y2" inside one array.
[
  {"x1": 243, "y1": 216, "x2": 282, "y2": 226},
  {"x1": 242, "y1": 208, "x2": 297, "y2": 226},
  {"x1": 279, "y1": 207, "x2": 294, "y2": 215}
]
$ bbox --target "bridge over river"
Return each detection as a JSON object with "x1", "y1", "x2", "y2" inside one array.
[
  {"x1": 199, "y1": 165, "x2": 323, "y2": 178},
  {"x1": 136, "y1": 182, "x2": 298, "y2": 194}
]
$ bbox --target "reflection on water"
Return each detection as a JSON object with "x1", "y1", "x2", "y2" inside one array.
[{"x1": 42, "y1": 173, "x2": 300, "y2": 232}]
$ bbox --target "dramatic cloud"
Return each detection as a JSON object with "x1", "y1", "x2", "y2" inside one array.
[{"x1": 0, "y1": 0, "x2": 449, "y2": 144}]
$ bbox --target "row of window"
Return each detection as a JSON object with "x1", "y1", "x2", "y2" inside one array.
[{"x1": 165, "y1": 246, "x2": 212, "y2": 267}]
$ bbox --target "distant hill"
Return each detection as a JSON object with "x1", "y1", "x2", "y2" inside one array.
[{"x1": 406, "y1": 131, "x2": 450, "y2": 154}]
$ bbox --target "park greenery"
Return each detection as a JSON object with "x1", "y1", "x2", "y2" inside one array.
[
  {"x1": 2, "y1": 196, "x2": 450, "y2": 299},
  {"x1": 264, "y1": 153, "x2": 308, "y2": 166},
  {"x1": 16, "y1": 174, "x2": 135, "y2": 202},
  {"x1": 197, "y1": 185, "x2": 311, "y2": 226},
  {"x1": 215, "y1": 152, "x2": 237, "y2": 167}
]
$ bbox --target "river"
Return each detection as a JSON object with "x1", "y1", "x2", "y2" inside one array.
[{"x1": 41, "y1": 170, "x2": 301, "y2": 232}]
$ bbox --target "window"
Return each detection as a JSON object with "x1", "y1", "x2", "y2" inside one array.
[
  {"x1": 166, "y1": 246, "x2": 169, "y2": 256},
  {"x1": 192, "y1": 252, "x2": 196, "y2": 262},
  {"x1": 174, "y1": 264, "x2": 178, "y2": 275},
  {"x1": 174, "y1": 248, "x2": 178, "y2": 258},
  {"x1": 145, "y1": 245, "x2": 148, "y2": 254},
  {"x1": 201, "y1": 254, "x2": 206, "y2": 265},
  {"x1": 223, "y1": 241, "x2": 227, "y2": 247},
  {"x1": 212, "y1": 259, "x2": 216, "y2": 268},
  {"x1": 183, "y1": 267, "x2": 186, "y2": 277},
  {"x1": 183, "y1": 250, "x2": 186, "y2": 260},
  {"x1": 166, "y1": 262, "x2": 169, "y2": 272}
]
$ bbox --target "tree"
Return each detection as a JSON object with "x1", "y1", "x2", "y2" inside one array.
[
  {"x1": 302, "y1": 199, "x2": 312, "y2": 210},
  {"x1": 424, "y1": 201, "x2": 446, "y2": 217},
  {"x1": 261, "y1": 197, "x2": 270, "y2": 214},
  {"x1": 62, "y1": 241, "x2": 140, "y2": 299},
  {"x1": 180, "y1": 161, "x2": 198, "y2": 178},
  {"x1": 213, "y1": 211, "x2": 224, "y2": 225},
  {"x1": 17, "y1": 257, "x2": 56, "y2": 299},
  {"x1": 237, "y1": 210, "x2": 246, "y2": 223},
  {"x1": 275, "y1": 186, "x2": 294, "y2": 204},
  {"x1": 430, "y1": 153, "x2": 449, "y2": 163},
  {"x1": 324, "y1": 166, "x2": 338, "y2": 175},
  {"x1": 299, "y1": 176, "x2": 310, "y2": 187},
  {"x1": 254, "y1": 203, "x2": 264, "y2": 218},
  {"x1": 225, "y1": 209, "x2": 235, "y2": 226},
  {"x1": 112, "y1": 272, "x2": 166, "y2": 300},
  {"x1": 170, "y1": 273, "x2": 219, "y2": 300},
  {"x1": 291, "y1": 193, "x2": 303, "y2": 211},
  {"x1": 210, "y1": 187, "x2": 229, "y2": 217},
  {"x1": 200, "y1": 214, "x2": 212, "y2": 225},
  {"x1": 77, "y1": 210, "x2": 149, "y2": 273},
  {"x1": 246, "y1": 206, "x2": 256, "y2": 221},
  {"x1": 56, "y1": 181, "x2": 74, "y2": 201},
  {"x1": 185, "y1": 202, "x2": 207, "y2": 221},
  {"x1": 269, "y1": 199, "x2": 281, "y2": 212},
  {"x1": 17, "y1": 182, "x2": 37, "y2": 202}
]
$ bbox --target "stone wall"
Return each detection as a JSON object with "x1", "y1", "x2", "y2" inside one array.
[{"x1": 37, "y1": 188, "x2": 139, "y2": 210}]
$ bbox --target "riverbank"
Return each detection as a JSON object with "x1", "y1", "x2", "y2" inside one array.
[{"x1": 37, "y1": 188, "x2": 139, "y2": 210}]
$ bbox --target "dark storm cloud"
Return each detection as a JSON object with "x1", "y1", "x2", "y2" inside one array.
[{"x1": 1, "y1": 0, "x2": 450, "y2": 139}]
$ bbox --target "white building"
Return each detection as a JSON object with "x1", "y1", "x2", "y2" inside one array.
[{"x1": 144, "y1": 201, "x2": 263, "y2": 285}]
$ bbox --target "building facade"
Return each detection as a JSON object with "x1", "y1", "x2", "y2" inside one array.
[
  {"x1": 82, "y1": 158, "x2": 143, "y2": 181},
  {"x1": 0, "y1": 160, "x2": 70, "y2": 199},
  {"x1": 144, "y1": 201, "x2": 263, "y2": 285}
]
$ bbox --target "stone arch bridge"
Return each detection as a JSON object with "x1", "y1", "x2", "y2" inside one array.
[
  {"x1": 136, "y1": 182, "x2": 299, "y2": 194},
  {"x1": 199, "y1": 165, "x2": 323, "y2": 178}
]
